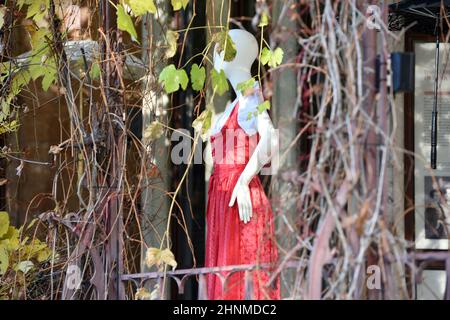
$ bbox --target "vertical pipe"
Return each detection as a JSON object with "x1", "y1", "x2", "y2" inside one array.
[
  {"x1": 360, "y1": 0, "x2": 378, "y2": 300},
  {"x1": 431, "y1": 22, "x2": 440, "y2": 169},
  {"x1": 99, "y1": 0, "x2": 125, "y2": 300},
  {"x1": 378, "y1": 0, "x2": 393, "y2": 300}
]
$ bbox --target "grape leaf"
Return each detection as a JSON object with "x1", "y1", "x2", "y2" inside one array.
[
  {"x1": 128, "y1": 0, "x2": 156, "y2": 16},
  {"x1": 260, "y1": 47, "x2": 284, "y2": 68},
  {"x1": 16, "y1": 0, "x2": 28, "y2": 10},
  {"x1": 260, "y1": 47, "x2": 271, "y2": 66},
  {"x1": 145, "y1": 247, "x2": 177, "y2": 269},
  {"x1": 159, "y1": 64, "x2": 189, "y2": 94},
  {"x1": 212, "y1": 31, "x2": 237, "y2": 62},
  {"x1": 270, "y1": 48, "x2": 284, "y2": 67},
  {"x1": 190, "y1": 64, "x2": 206, "y2": 91},
  {"x1": 37, "y1": 247, "x2": 51, "y2": 262},
  {"x1": 165, "y1": 30, "x2": 179, "y2": 59},
  {"x1": 89, "y1": 62, "x2": 100, "y2": 80},
  {"x1": 0, "y1": 120, "x2": 19, "y2": 135},
  {"x1": 259, "y1": 12, "x2": 269, "y2": 27},
  {"x1": 171, "y1": 0, "x2": 189, "y2": 11},
  {"x1": 0, "y1": 227, "x2": 20, "y2": 251},
  {"x1": 0, "y1": 245, "x2": 8, "y2": 275},
  {"x1": 29, "y1": 62, "x2": 45, "y2": 81},
  {"x1": 211, "y1": 69, "x2": 229, "y2": 96},
  {"x1": 10, "y1": 70, "x2": 31, "y2": 96},
  {"x1": 0, "y1": 211, "x2": 9, "y2": 238},
  {"x1": 41, "y1": 67, "x2": 56, "y2": 91},
  {"x1": 192, "y1": 107, "x2": 212, "y2": 142},
  {"x1": 257, "y1": 100, "x2": 271, "y2": 113},
  {"x1": 41, "y1": 58, "x2": 57, "y2": 91},
  {"x1": 26, "y1": 0, "x2": 49, "y2": 22},
  {"x1": 117, "y1": 4, "x2": 138, "y2": 43},
  {"x1": 135, "y1": 287, "x2": 152, "y2": 300},
  {"x1": 28, "y1": 28, "x2": 50, "y2": 81},
  {"x1": 236, "y1": 78, "x2": 255, "y2": 94},
  {"x1": 160, "y1": 248, "x2": 177, "y2": 269}
]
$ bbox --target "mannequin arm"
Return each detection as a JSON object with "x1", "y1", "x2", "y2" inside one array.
[{"x1": 228, "y1": 110, "x2": 278, "y2": 223}]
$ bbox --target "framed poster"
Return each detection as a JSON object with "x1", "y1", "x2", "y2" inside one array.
[{"x1": 414, "y1": 41, "x2": 450, "y2": 249}]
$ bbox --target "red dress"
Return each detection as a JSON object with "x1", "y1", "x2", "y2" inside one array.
[{"x1": 205, "y1": 101, "x2": 280, "y2": 300}]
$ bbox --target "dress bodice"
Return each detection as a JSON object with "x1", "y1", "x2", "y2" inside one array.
[
  {"x1": 210, "y1": 101, "x2": 259, "y2": 172},
  {"x1": 210, "y1": 82, "x2": 263, "y2": 137}
]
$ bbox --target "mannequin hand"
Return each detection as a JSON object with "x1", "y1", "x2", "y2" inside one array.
[{"x1": 228, "y1": 177, "x2": 253, "y2": 223}]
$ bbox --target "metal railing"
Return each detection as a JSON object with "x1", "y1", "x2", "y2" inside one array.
[
  {"x1": 121, "y1": 254, "x2": 450, "y2": 300},
  {"x1": 121, "y1": 261, "x2": 299, "y2": 300}
]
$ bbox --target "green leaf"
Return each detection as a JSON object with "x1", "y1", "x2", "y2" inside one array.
[
  {"x1": 211, "y1": 69, "x2": 229, "y2": 96},
  {"x1": 236, "y1": 78, "x2": 255, "y2": 94},
  {"x1": 41, "y1": 74, "x2": 54, "y2": 91},
  {"x1": 190, "y1": 64, "x2": 206, "y2": 91},
  {"x1": 212, "y1": 31, "x2": 237, "y2": 62},
  {"x1": 259, "y1": 12, "x2": 269, "y2": 27},
  {"x1": 17, "y1": 0, "x2": 29, "y2": 10},
  {"x1": 0, "y1": 227, "x2": 19, "y2": 251},
  {"x1": 10, "y1": 70, "x2": 31, "y2": 96},
  {"x1": 29, "y1": 63, "x2": 44, "y2": 81},
  {"x1": 26, "y1": 0, "x2": 49, "y2": 22},
  {"x1": 28, "y1": 29, "x2": 50, "y2": 81},
  {"x1": 257, "y1": 100, "x2": 271, "y2": 114},
  {"x1": 30, "y1": 27, "x2": 49, "y2": 51},
  {"x1": 158, "y1": 64, "x2": 188, "y2": 94},
  {"x1": 171, "y1": 0, "x2": 189, "y2": 11},
  {"x1": 89, "y1": 62, "x2": 101, "y2": 80},
  {"x1": 0, "y1": 120, "x2": 20, "y2": 135},
  {"x1": 27, "y1": 28, "x2": 56, "y2": 91},
  {"x1": 260, "y1": 47, "x2": 284, "y2": 68},
  {"x1": 117, "y1": 4, "x2": 139, "y2": 43},
  {"x1": 36, "y1": 247, "x2": 51, "y2": 262},
  {"x1": 271, "y1": 48, "x2": 284, "y2": 67},
  {"x1": 260, "y1": 47, "x2": 271, "y2": 66},
  {"x1": 0, "y1": 212, "x2": 9, "y2": 238},
  {"x1": 0, "y1": 245, "x2": 8, "y2": 275},
  {"x1": 22, "y1": 239, "x2": 48, "y2": 261},
  {"x1": 165, "y1": 30, "x2": 179, "y2": 59},
  {"x1": 128, "y1": 0, "x2": 157, "y2": 16},
  {"x1": 41, "y1": 59, "x2": 57, "y2": 91},
  {"x1": 192, "y1": 108, "x2": 212, "y2": 142}
]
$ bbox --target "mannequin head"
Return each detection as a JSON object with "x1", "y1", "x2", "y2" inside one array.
[{"x1": 213, "y1": 29, "x2": 258, "y2": 92}]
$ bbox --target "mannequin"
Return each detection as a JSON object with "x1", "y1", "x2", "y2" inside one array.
[
  {"x1": 212, "y1": 29, "x2": 278, "y2": 224},
  {"x1": 205, "y1": 29, "x2": 279, "y2": 300}
]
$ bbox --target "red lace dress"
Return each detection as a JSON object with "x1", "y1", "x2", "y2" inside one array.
[{"x1": 205, "y1": 101, "x2": 280, "y2": 300}]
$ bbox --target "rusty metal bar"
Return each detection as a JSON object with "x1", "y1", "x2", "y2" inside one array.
[
  {"x1": 244, "y1": 270, "x2": 254, "y2": 300},
  {"x1": 197, "y1": 274, "x2": 208, "y2": 300},
  {"x1": 121, "y1": 262, "x2": 294, "y2": 281}
]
